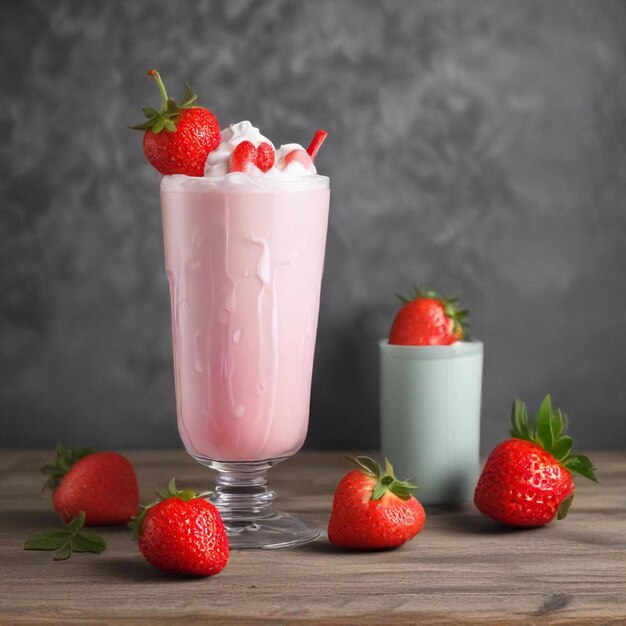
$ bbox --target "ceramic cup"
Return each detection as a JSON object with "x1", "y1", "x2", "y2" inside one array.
[{"x1": 379, "y1": 339, "x2": 483, "y2": 505}]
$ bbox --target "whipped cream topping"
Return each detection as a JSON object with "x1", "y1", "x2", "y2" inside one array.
[
  {"x1": 204, "y1": 121, "x2": 275, "y2": 177},
  {"x1": 275, "y1": 143, "x2": 317, "y2": 175},
  {"x1": 162, "y1": 121, "x2": 325, "y2": 192},
  {"x1": 204, "y1": 121, "x2": 317, "y2": 177}
]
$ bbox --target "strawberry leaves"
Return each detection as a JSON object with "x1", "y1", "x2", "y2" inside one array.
[
  {"x1": 24, "y1": 512, "x2": 106, "y2": 561},
  {"x1": 345, "y1": 455, "x2": 381, "y2": 477},
  {"x1": 510, "y1": 395, "x2": 598, "y2": 482},
  {"x1": 41, "y1": 443, "x2": 95, "y2": 492},
  {"x1": 344, "y1": 455, "x2": 417, "y2": 501},
  {"x1": 561, "y1": 454, "x2": 597, "y2": 482},
  {"x1": 552, "y1": 436, "x2": 573, "y2": 462},
  {"x1": 511, "y1": 399, "x2": 531, "y2": 441},
  {"x1": 535, "y1": 395, "x2": 555, "y2": 450},
  {"x1": 557, "y1": 494, "x2": 574, "y2": 520},
  {"x1": 131, "y1": 70, "x2": 198, "y2": 134}
]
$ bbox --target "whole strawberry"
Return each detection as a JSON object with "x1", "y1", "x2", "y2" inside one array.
[
  {"x1": 474, "y1": 395, "x2": 597, "y2": 527},
  {"x1": 132, "y1": 70, "x2": 220, "y2": 176},
  {"x1": 42, "y1": 444, "x2": 139, "y2": 525},
  {"x1": 388, "y1": 287, "x2": 468, "y2": 346},
  {"x1": 131, "y1": 479, "x2": 229, "y2": 577},
  {"x1": 328, "y1": 456, "x2": 425, "y2": 550}
]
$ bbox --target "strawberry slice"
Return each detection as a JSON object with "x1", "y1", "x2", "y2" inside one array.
[
  {"x1": 283, "y1": 149, "x2": 314, "y2": 171},
  {"x1": 230, "y1": 141, "x2": 258, "y2": 173},
  {"x1": 256, "y1": 142, "x2": 275, "y2": 172}
]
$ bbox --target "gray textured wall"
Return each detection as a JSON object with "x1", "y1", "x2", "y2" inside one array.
[{"x1": 2, "y1": 0, "x2": 625, "y2": 452}]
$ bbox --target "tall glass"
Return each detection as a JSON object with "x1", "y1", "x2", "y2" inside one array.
[{"x1": 161, "y1": 174, "x2": 330, "y2": 548}]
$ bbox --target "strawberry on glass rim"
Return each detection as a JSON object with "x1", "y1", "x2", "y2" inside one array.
[
  {"x1": 388, "y1": 287, "x2": 468, "y2": 346},
  {"x1": 474, "y1": 395, "x2": 597, "y2": 527},
  {"x1": 131, "y1": 69, "x2": 220, "y2": 176}
]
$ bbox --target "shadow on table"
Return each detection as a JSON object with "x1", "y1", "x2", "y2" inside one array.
[
  {"x1": 428, "y1": 507, "x2": 542, "y2": 535},
  {"x1": 295, "y1": 539, "x2": 341, "y2": 555},
  {"x1": 97, "y1": 557, "x2": 208, "y2": 583},
  {"x1": 2, "y1": 508, "x2": 146, "y2": 535},
  {"x1": 1, "y1": 508, "x2": 59, "y2": 530}
]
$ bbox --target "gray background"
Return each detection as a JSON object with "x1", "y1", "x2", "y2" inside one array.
[{"x1": 2, "y1": 0, "x2": 625, "y2": 452}]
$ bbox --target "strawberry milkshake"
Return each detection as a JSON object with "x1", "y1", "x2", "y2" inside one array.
[
  {"x1": 133, "y1": 71, "x2": 329, "y2": 547},
  {"x1": 161, "y1": 122, "x2": 330, "y2": 463}
]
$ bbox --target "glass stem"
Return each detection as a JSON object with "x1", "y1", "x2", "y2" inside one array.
[{"x1": 205, "y1": 460, "x2": 281, "y2": 523}]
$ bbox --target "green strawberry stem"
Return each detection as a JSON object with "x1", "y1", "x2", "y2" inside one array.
[
  {"x1": 131, "y1": 70, "x2": 198, "y2": 134},
  {"x1": 24, "y1": 512, "x2": 106, "y2": 561},
  {"x1": 344, "y1": 455, "x2": 417, "y2": 501},
  {"x1": 510, "y1": 395, "x2": 598, "y2": 484},
  {"x1": 41, "y1": 443, "x2": 95, "y2": 492},
  {"x1": 148, "y1": 69, "x2": 169, "y2": 112}
]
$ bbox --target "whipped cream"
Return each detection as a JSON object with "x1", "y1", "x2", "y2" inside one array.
[
  {"x1": 204, "y1": 121, "x2": 317, "y2": 177},
  {"x1": 275, "y1": 143, "x2": 317, "y2": 175},
  {"x1": 204, "y1": 121, "x2": 275, "y2": 177},
  {"x1": 162, "y1": 120, "x2": 325, "y2": 192}
]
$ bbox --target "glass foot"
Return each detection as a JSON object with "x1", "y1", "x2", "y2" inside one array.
[
  {"x1": 193, "y1": 456, "x2": 320, "y2": 550},
  {"x1": 222, "y1": 510, "x2": 320, "y2": 550}
]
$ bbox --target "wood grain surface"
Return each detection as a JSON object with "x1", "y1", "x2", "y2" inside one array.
[{"x1": 0, "y1": 450, "x2": 625, "y2": 625}]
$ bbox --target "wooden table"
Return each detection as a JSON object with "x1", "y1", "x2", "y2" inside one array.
[{"x1": 1, "y1": 450, "x2": 625, "y2": 625}]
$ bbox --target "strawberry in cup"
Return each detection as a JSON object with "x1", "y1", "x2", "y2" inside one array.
[{"x1": 380, "y1": 288, "x2": 483, "y2": 505}]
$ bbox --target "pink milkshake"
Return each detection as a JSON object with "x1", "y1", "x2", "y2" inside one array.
[
  {"x1": 154, "y1": 121, "x2": 329, "y2": 548},
  {"x1": 161, "y1": 175, "x2": 329, "y2": 462},
  {"x1": 159, "y1": 121, "x2": 330, "y2": 547},
  {"x1": 130, "y1": 57, "x2": 331, "y2": 548}
]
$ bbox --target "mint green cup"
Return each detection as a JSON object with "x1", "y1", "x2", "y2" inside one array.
[{"x1": 380, "y1": 339, "x2": 483, "y2": 506}]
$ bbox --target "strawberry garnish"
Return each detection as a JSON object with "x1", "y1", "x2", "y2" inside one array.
[
  {"x1": 42, "y1": 444, "x2": 139, "y2": 526},
  {"x1": 306, "y1": 129, "x2": 328, "y2": 160},
  {"x1": 229, "y1": 140, "x2": 258, "y2": 173},
  {"x1": 328, "y1": 456, "x2": 425, "y2": 550},
  {"x1": 256, "y1": 142, "x2": 275, "y2": 172},
  {"x1": 131, "y1": 479, "x2": 229, "y2": 577},
  {"x1": 389, "y1": 287, "x2": 468, "y2": 346},
  {"x1": 474, "y1": 395, "x2": 597, "y2": 527},
  {"x1": 131, "y1": 69, "x2": 220, "y2": 176},
  {"x1": 230, "y1": 141, "x2": 275, "y2": 173},
  {"x1": 283, "y1": 149, "x2": 315, "y2": 171}
]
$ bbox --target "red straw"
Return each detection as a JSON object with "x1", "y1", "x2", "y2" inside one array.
[{"x1": 306, "y1": 129, "x2": 328, "y2": 161}]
